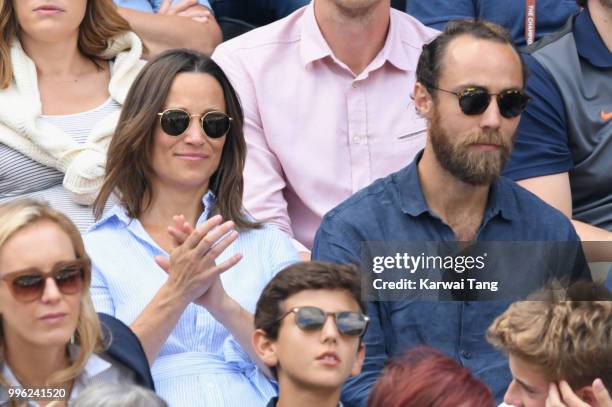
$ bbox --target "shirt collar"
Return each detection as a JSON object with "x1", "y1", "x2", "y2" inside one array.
[
  {"x1": 73, "y1": 350, "x2": 113, "y2": 382},
  {"x1": 381, "y1": 9, "x2": 413, "y2": 72},
  {"x1": 398, "y1": 151, "x2": 431, "y2": 217},
  {"x1": 299, "y1": 4, "x2": 411, "y2": 73},
  {"x1": 92, "y1": 190, "x2": 217, "y2": 230},
  {"x1": 398, "y1": 151, "x2": 517, "y2": 222},
  {"x1": 1, "y1": 346, "x2": 112, "y2": 389},
  {"x1": 299, "y1": 3, "x2": 333, "y2": 67},
  {"x1": 574, "y1": 8, "x2": 612, "y2": 68}
]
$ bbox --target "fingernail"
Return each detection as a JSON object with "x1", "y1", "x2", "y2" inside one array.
[{"x1": 593, "y1": 378, "x2": 604, "y2": 391}]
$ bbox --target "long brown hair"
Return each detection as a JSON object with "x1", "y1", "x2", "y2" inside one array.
[
  {"x1": 94, "y1": 49, "x2": 260, "y2": 230},
  {"x1": 0, "y1": 200, "x2": 105, "y2": 394},
  {"x1": 0, "y1": 0, "x2": 131, "y2": 89}
]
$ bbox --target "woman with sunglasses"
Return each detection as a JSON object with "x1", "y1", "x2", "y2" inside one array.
[
  {"x1": 0, "y1": 0, "x2": 145, "y2": 233},
  {"x1": 87, "y1": 49, "x2": 299, "y2": 407},
  {"x1": 0, "y1": 199, "x2": 154, "y2": 406}
]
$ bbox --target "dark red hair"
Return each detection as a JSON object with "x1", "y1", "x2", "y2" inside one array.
[{"x1": 367, "y1": 347, "x2": 494, "y2": 407}]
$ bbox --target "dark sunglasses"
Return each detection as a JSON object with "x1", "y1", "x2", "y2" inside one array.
[
  {"x1": 1, "y1": 259, "x2": 89, "y2": 303},
  {"x1": 158, "y1": 108, "x2": 232, "y2": 138},
  {"x1": 432, "y1": 86, "x2": 531, "y2": 118},
  {"x1": 278, "y1": 306, "x2": 369, "y2": 337}
]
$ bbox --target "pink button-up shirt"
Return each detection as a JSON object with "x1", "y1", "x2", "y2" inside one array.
[{"x1": 213, "y1": 3, "x2": 438, "y2": 249}]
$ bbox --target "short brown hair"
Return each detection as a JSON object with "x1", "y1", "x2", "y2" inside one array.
[
  {"x1": 487, "y1": 282, "x2": 612, "y2": 392},
  {"x1": 94, "y1": 49, "x2": 259, "y2": 230},
  {"x1": 416, "y1": 19, "x2": 528, "y2": 93},
  {"x1": 254, "y1": 261, "x2": 365, "y2": 340},
  {"x1": 0, "y1": 0, "x2": 131, "y2": 89}
]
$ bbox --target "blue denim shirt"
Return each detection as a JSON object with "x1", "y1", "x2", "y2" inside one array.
[{"x1": 312, "y1": 152, "x2": 587, "y2": 406}]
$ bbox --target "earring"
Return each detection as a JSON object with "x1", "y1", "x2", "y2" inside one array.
[{"x1": 70, "y1": 333, "x2": 76, "y2": 346}]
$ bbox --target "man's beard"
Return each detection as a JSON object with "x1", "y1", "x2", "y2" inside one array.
[{"x1": 429, "y1": 109, "x2": 514, "y2": 186}]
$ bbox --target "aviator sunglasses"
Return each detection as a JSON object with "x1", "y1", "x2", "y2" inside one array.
[
  {"x1": 158, "y1": 108, "x2": 233, "y2": 138},
  {"x1": 1, "y1": 259, "x2": 89, "y2": 303},
  {"x1": 278, "y1": 306, "x2": 370, "y2": 337},
  {"x1": 431, "y1": 86, "x2": 531, "y2": 118}
]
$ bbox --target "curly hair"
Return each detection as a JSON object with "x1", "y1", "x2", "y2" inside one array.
[{"x1": 487, "y1": 282, "x2": 612, "y2": 392}]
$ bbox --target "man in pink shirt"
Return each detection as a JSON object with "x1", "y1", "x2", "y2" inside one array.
[{"x1": 212, "y1": 0, "x2": 438, "y2": 254}]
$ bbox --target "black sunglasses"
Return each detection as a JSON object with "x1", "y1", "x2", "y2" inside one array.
[
  {"x1": 431, "y1": 86, "x2": 531, "y2": 118},
  {"x1": 1, "y1": 259, "x2": 89, "y2": 303},
  {"x1": 158, "y1": 108, "x2": 232, "y2": 138},
  {"x1": 278, "y1": 306, "x2": 369, "y2": 337}
]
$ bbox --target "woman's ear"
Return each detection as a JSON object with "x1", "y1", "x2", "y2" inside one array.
[{"x1": 413, "y1": 82, "x2": 434, "y2": 120}]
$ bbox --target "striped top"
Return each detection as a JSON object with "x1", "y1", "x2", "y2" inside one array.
[
  {"x1": 84, "y1": 191, "x2": 300, "y2": 407},
  {"x1": 0, "y1": 97, "x2": 120, "y2": 233}
]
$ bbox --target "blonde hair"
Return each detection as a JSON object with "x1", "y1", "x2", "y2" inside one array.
[
  {"x1": 0, "y1": 200, "x2": 105, "y2": 391},
  {"x1": 487, "y1": 283, "x2": 612, "y2": 392},
  {"x1": 0, "y1": 0, "x2": 132, "y2": 88}
]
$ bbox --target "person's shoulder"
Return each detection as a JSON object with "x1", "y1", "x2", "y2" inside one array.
[
  {"x1": 214, "y1": 8, "x2": 306, "y2": 55},
  {"x1": 323, "y1": 170, "x2": 401, "y2": 224},
  {"x1": 392, "y1": 8, "x2": 440, "y2": 50},
  {"x1": 522, "y1": 14, "x2": 575, "y2": 56},
  {"x1": 238, "y1": 222, "x2": 290, "y2": 244},
  {"x1": 97, "y1": 313, "x2": 155, "y2": 389},
  {"x1": 84, "y1": 207, "x2": 130, "y2": 246}
]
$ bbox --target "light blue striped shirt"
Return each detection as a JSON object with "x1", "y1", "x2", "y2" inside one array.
[
  {"x1": 113, "y1": 0, "x2": 212, "y2": 13},
  {"x1": 84, "y1": 191, "x2": 299, "y2": 406}
]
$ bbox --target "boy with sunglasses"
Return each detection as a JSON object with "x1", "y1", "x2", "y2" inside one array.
[
  {"x1": 253, "y1": 261, "x2": 368, "y2": 407},
  {"x1": 312, "y1": 19, "x2": 591, "y2": 406}
]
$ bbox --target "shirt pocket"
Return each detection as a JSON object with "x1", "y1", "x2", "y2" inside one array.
[{"x1": 394, "y1": 104, "x2": 428, "y2": 142}]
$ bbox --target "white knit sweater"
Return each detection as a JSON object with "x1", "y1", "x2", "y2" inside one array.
[{"x1": 0, "y1": 32, "x2": 146, "y2": 205}]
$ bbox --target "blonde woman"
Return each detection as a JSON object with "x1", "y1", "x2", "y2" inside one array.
[
  {"x1": 0, "y1": 0, "x2": 145, "y2": 232},
  {"x1": 0, "y1": 200, "x2": 154, "y2": 406}
]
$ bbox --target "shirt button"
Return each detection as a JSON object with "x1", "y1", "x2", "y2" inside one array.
[
  {"x1": 352, "y1": 82, "x2": 359, "y2": 88},
  {"x1": 461, "y1": 351, "x2": 472, "y2": 359},
  {"x1": 352, "y1": 136, "x2": 361, "y2": 144}
]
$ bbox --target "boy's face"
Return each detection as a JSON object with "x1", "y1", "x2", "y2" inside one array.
[
  {"x1": 504, "y1": 354, "x2": 550, "y2": 407},
  {"x1": 256, "y1": 289, "x2": 366, "y2": 392}
]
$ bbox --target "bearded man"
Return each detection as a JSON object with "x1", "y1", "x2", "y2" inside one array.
[{"x1": 312, "y1": 20, "x2": 591, "y2": 406}]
